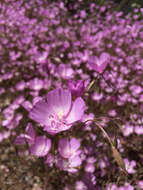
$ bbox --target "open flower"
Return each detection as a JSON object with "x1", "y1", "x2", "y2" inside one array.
[{"x1": 29, "y1": 88, "x2": 86, "y2": 134}]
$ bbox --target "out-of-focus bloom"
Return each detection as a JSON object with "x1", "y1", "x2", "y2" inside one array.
[
  {"x1": 68, "y1": 80, "x2": 85, "y2": 98},
  {"x1": 88, "y1": 52, "x2": 110, "y2": 73},
  {"x1": 30, "y1": 136, "x2": 51, "y2": 157},
  {"x1": 14, "y1": 123, "x2": 35, "y2": 145},
  {"x1": 45, "y1": 153, "x2": 54, "y2": 167},
  {"x1": 84, "y1": 163, "x2": 95, "y2": 173},
  {"x1": 56, "y1": 138, "x2": 82, "y2": 173},
  {"x1": 56, "y1": 155, "x2": 82, "y2": 173},
  {"x1": 29, "y1": 88, "x2": 86, "y2": 134},
  {"x1": 137, "y1": 181, "x2": 143, "y2": 189},
  {"x1": 28, "y1": 78, "x2": 43, "y2": 91},
  {"x1": 57, "y1": 64, "x2": 74, "y2": 79},
  {"x1": 124, "y1": 158, "x2": 136, "y2": 174},
  {"x1": 58, "y1": 138, "x2": 81, "y2": 159},
  {"x1": 75, "y1": 181, "x2": 87, "y2": 190},
  {"x1": 15, "y1": 123, "x2": 51, "y2": 157}
]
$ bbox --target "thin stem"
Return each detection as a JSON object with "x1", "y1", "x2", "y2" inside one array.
[{"x1": 84, "y1": 119, "x2": 113, "y2": 146}]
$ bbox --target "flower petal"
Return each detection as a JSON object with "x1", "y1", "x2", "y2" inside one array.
[
  {"x1": 46, "y1": 88, "x2": 71, "y2": 117},
  {"x1": 14, "y1": 134, "x2": 32, "y2": 145},
  {"x1": 66, "y1": 97, "x2": 86, "y2": 123},
  {"x1": 69, "y1": 155, "x2": 82, "y2": 167},
  {"x1": 58, "y1": 138, "x2": 81, "y2": 159},
  {"x1": 26, "y1": 123, "x2": 35, "y2": 141},
  {"x1": 43, "y1": 123, "x2": 72, "y2": 135},
  {"x1": 29, "y1": 101, "x2": 53, "y2": 126}
]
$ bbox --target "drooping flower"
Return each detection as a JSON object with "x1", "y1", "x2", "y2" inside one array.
[
  {"x1": 88, "y1": 52, "x2": 110, "y2": 73},
  {"x1": 29, "y1": 88, "x2": 86, "y2": 134}
]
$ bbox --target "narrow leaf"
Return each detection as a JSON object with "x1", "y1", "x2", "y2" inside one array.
[{"x1": 111, "y1": 145, "x2": 128, "y2": 175}]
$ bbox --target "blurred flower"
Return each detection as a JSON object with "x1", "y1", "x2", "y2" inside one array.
[
  {"x1": 75, "y1": 181, "x2": 87, "y2": 190},
  {"x1": 56, "y1": 137, "x2": 82, "y2": 173},
  {"x1": 88, "y1": 52, "x2": 110, "y2": 73},
  {"x1": 58, "y1": 138, "x2": 81, "y2": 159},
  {"x1": 57, "y1": 64, "x2": 74, "y2": 79},
  {"x1": 15, "y1": 123, "x2": 51, "y2": 157},
  {"x1": 14, "y1": 123, "x2": 35, "y2": 145},
  {"x1": 56, "y1": 155, "x2": 82, "y2": 173},
  {"x1": 68, "y1": 80, "x2": 85, "y2": 98},
  {"x1": 30, "y1": 136, "x2": 51, "y2": 157}
]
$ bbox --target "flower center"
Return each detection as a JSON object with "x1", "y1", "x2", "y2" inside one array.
[{"x1": 57, "y1": 110, "x2": 64, "y2": 119}]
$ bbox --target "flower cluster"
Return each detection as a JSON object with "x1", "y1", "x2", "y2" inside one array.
[{"x1": 0, "y1": 0, "x2": 142, "y2": 189}]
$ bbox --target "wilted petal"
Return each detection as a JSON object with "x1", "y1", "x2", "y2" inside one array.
[
  {"x1": 66, "y1": 97, "x2": 86, "y2": 123},
  {"x1": 30, "y1": 136, "x2": 51, "y2": 157}
]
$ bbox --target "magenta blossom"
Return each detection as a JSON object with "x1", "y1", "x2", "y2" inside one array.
[
  {"x1": 14, "y1": 123, "x2": 35, "y2": 145},
  {"x1": 57, "y1": 138, "x2": 82, "y2": 173},
  {"x1": 29, "y1": 88, "x2": 86, "y2": 134},
  {"x1": 56, "y1": 155, "x2": 82, "y2": 173},
  {"x1": 88, "y1": 52, "x2": 110, "y2": 73},
  {"x1": 30, "y1": 136, "x2": 51, "y2": 157},
  {"x1": 58, "y1": 138, "x2": 81, "y2": 159},
  {"x1": 68, "y1": 80, "x2": 85, "y2": 98},
  {"x1": 15, "y1": 123, "x2": 51, "y2": 157}
]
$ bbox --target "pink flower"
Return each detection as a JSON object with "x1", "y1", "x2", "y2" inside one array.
[
  {"x1": 68, "y1": 80, "x2": 85, "y2": 98},
  {"x1": 88, "y1": 52, "x2": 110, "y2": 73},
  {"x1": 56, "y1": 155, "x2": 82, "y2": 173},
  {"x1": 30, "y1": 136, "x2": 51, "y2": 157},
  {"x1": 15, "y1": 123, "x2": 51, "y2": 157},
  {"x1": 14, "y1": 123, "x2": 35, "y2": 145},
  {"x1": 56, "y1": 138, "x2": 82, "y2": 173},
  {"x1": 29, "y1": 88, "x2": 86, "y2": 134},
  {"x1": 58, "y1": 138, "x2": 81, "y2": 159}
]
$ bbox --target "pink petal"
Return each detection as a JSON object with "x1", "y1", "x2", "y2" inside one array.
[
  {"x1": 14, "y1": 134, "x2": 33, "y2": 145},
  {"x1": 46, "y1": 88, "x2": 71, "y2": 116},
  {"x1": 88, "y1": 53, "x2": 110, "y2": 73},
  {"x1": 58, "y1": 138, "x2": 81, "y2": 159},
  {"x1": 70, "y1": 138, "x2": 81, "y2": 152},
  {"x1": 26, "y1": 123, "x2": 35, "y2": 141},
  {"x1": 69, "y1": 155, "x2": 82, "y2": 167},
  {"x1": 29, "y1": 101, "x2": 53, "y2": 126},
  {"x1": 30, "y1": 136, "x2": 51, "y2": 157},
  {"x1": 44, "y1": 123, "x2": 72, "y2": 135},
  {"x1": 66, "y1": 97, "x2": 86, "y2": 123}
]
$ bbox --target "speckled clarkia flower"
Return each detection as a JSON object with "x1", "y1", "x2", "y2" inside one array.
[{"x1": 29, "y1": 88, "x2": 86, "y2": 134}]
